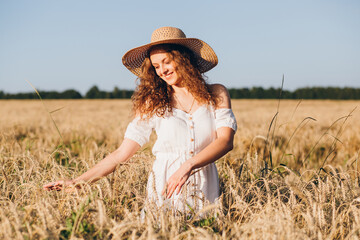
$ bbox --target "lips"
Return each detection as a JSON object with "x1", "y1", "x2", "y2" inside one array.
[{"x1": 163, "y1": 72, "x2": 173, "y2": 80}]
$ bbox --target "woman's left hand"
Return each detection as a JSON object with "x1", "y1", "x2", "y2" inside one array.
[{"x1": 162, "y1": 162, "x2": 192, "y2": 199}]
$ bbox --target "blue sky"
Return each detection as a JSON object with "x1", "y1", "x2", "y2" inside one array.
[{"x1": 0, "y1": 0, "x2": 359, "y2": 94}]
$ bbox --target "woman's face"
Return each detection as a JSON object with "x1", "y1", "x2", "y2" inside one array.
[{"x1": 150, "y1": 49, "x2": 181, "y2": 86}]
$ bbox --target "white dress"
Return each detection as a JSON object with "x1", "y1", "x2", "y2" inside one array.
[{"x1": 124, "y1": 105, "x2": 237, "y2": 213}]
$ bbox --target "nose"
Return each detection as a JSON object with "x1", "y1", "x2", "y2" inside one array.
[{"x1": 159, "y1": 64, "x2": 168, "y2": 76}]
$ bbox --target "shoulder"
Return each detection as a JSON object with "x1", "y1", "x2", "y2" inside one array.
[{"x1": 209, "y1": 84, "x2": 231, "y2": 109}]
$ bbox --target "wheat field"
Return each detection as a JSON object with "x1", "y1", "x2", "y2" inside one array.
[{"x1": 1, "y1": 99, "x2": 360, "y2": 239}]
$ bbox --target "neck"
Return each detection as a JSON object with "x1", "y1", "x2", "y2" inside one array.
[
  {"x1": 171, "y1": 85, "x2": 196, "y2": 113},
  {"x1": 172, "y1": 85, "x2": 191, "y2": 97}
]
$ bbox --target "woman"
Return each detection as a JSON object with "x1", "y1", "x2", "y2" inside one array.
[{"x1": 43, "y1": 26, "x2": 237, "y2": 213}]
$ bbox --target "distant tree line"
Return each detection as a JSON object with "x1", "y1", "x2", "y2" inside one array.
[
  {"x1": 228, "y1": 87, "x2": 360, "y2": 100},
  {"x1": 0, "y1": 86, "x2": 133, "y2": 99},
  {"x1": 0, "y1": 86, "x2": 359, "y2": 100}
]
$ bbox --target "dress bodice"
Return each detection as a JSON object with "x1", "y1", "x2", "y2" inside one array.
[{"x1": 125, "y1": 105, "x2": 237, "y2": 157}]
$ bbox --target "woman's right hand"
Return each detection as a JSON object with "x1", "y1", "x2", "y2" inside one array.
[
  {"x1": 43, "y1": 139, "x2": 140, "y2": 192},
  {"x1": 43, "y1": 179, "x2": 76, "y2": 191}
]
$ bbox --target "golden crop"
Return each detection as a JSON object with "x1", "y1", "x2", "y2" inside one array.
[{"x1": 1, "y1": 99, "x2": 360, "y2": 239}]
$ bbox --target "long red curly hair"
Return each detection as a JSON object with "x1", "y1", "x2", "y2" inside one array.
[{"x1": 132, "y1": 44, "x2": 219, "y2": 119}]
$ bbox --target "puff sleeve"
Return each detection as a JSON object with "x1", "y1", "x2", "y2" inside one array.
[
  {"x1": 214, "y1": 108, "x2": 237, "y2": 132},
  {"x1": 124, "y1": 117, "x2": 155, "y2": 147}
]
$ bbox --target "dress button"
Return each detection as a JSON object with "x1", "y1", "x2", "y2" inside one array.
[
  {"x1": 190, "y1": 151, "x2": 194, "y2": 154},
  {"x1": 189, "y1": 116, "x2": 192, "y2": 120},
  {"x1": 190, "y1": 138, "x2": 194, "y2": 142}
]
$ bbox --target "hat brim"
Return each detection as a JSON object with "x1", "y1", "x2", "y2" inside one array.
[{"x1": 122, "y1": 38, "x2": 218, "y2": 76}]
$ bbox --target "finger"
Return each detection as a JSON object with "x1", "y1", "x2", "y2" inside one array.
[
  {"x1": 176, "y1": 178, "x2": 187, "y2": 194},
  {"x1": 45, "y1": 180, "x2": 62, "y2": 186},
  {"x1": 165, "y1": 183, "x2": 173, "y2": 198},
  {"x1": 44, "y1": 181, "x2": 64, "y2": 191},
  {"x1": 161, "y1": 185, "x2": 167, "y2": 196},
  {"x1": 166, "y1": 189, "x2": 174, "y2": 199},
  {"x1": 43, "y1": 182, "x2": 55, "y2": 188},
  {"x1": 169, "y1": 185, "x2": 181, "y2": 198},
  {"x1": 43, "y1": 183, "x2": 57, "y2": 191},
  {"x1": 166, "y1": 183, "x2": 178, "y2": 199}
]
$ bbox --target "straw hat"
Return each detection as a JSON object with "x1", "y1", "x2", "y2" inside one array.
[{"x1": 122, "y1": 26, "x2": 218, "y2": 76}]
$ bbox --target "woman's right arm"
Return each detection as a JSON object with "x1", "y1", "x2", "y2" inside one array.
[{"x1": 43, "y1": 138, "x2": 140, "y2": 191}]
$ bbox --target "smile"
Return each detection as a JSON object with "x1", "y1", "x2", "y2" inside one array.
[{"x1": 164, "y1": 72, "x2": 173, "y2": 79}]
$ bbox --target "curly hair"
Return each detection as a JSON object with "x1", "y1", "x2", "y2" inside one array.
[{"x1": 132, "y1": 44, "x2": 219, "y2": 119}]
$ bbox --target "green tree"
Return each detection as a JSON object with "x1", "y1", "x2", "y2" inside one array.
[
  {"x1": 61, "y1": 89, "x2": 82, "y2": 99},
  {"x1": 85, "y1": 86, "x2": 102, "y2": 99}
]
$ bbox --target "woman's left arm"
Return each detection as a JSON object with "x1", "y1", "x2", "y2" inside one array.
[{"x1": 163, "y1": 84, "x2": 235, "y2": 198}]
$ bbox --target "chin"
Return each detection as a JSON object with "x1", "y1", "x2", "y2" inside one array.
[{"x1": 163, "y1": 78, "x2": 178, "y2": 86}]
